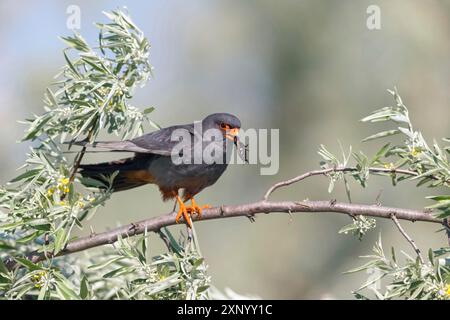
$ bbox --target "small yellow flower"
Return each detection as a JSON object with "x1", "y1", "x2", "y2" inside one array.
[
  {"x1": 59, "y1": 177, "x2": 70, "y2": 186},
  {"x1": 411, "y1": 147, "x2": 421, "y2": 157},
  {"x1": 446, "y1": 284, "x2": 450, "y2": 297},
  {"x1": 384, "y1": 162, "x2": 395, "y2": 170},
  {"x1": 77, "y1": 200, "x2": 85, "y2": 208},
  {"x1": 56, "y1": 177, "x2": 71, "y2": 194},
  {"x1": 31, "y1": 271, "x2": 47, "y2": 288},
  {"x1": 59, "y1": 200, "x2": 66, "y2": 206},
  {"x1": 98, "y1": 87, "x2": 108, "y2": 96},
  {"x1": 47, "y1": 187, "x2": 55, "y2": 197}
]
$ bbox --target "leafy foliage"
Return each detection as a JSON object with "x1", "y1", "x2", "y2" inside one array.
[
  {"x1": 348, "y1": 236, "x2": 450, "y2": 300},
  {"x1": 361, "y1": 88, "x2": 449, "y2": 193},
  {"x1": 23, "y1": 9, "x2": 154, "y2": 143},
  {"x1": 78, "y1": 229, "x2": 210, "y2": 300},
  {"x1": 318, "y1": 89, "x2": 449, "y2": 299},
  {"x1": 339, "y1": 216, "x2": 376, "y2": 241},
  {"x1": 0, "y1": 9, "x2": 209, "y2": 301},
  {"x1": 0, "y1": 9, "x2": 157, "y2": 257}
]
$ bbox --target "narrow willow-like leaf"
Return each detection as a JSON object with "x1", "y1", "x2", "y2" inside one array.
[{"x1": 362, "y1": 130, "x2": 400, "y2": 142}]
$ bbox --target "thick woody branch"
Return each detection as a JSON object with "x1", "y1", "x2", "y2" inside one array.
[
  {"x1": 16, "y1": 199, "x2": 439, "y2": 267},
  {"x1": 4, "y1": 166, "x2": 442, "y2": 271}
]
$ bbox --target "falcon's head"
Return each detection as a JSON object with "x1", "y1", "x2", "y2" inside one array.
[{"x1": 202, "y1": 113, "x2": 241, "y2": 141}]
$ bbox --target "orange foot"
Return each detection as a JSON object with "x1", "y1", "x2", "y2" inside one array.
[
  {"x1": 187, "y1": 197, "x2": 210, "y2": 220},
  {"x1": 175, "y1": 196, "x2": 210, "y2": 228}
]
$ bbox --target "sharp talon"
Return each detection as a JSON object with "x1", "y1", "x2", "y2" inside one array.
[
  {"x1": 188, "y1": 198, "x2": 210, "y2": 220},
  {"x1": 175, "y1": 197, "x2": 210, "y2": 227}
]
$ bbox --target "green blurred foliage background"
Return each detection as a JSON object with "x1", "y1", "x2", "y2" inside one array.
[{"x1": 0, "y1": 0, "x2": 448, "y2": 299}]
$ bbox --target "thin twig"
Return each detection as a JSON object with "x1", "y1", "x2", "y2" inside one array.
[
  {"x1": 443, "y1": 218, "x2": 450, "y2": 247},
  {"x1": 157, "y1": 229, "x2": 173, "y2": 253},
  {"x1": 263, "y1": 166, "x2": 426, "y2": 200},
  {"x1": 375, "y1": 189, "x2": 383, "y2": 206},
  {"x1": 68, "y1": 126, "x2": 96, "y2": 184},
  {"x1": 391, "y1": 214, "x2": 425, "y2": 264}
]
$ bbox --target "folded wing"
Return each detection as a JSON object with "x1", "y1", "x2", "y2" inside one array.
[{"x1": 69, "y1": 124, "x2": 195, "y2": 156}]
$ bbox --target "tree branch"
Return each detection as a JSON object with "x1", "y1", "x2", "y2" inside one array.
[
  {"x1": 13, "y1": 199, "x2": 438, "y2": 267},
  {"x1": 263, "y1": 166, "x2": 424, "y2": 200},
  {"x1": 68, "y1": 127, "x2": 96, "y2": 184},
  {"x1": 4, "y1": 167, "x2": 442, "y2": 270},
  {"x1": 391, "y1": 214, "x2": 425, "y2": 264},
  {"x1": 444, "y1": 218, "x2": 450, "y2": 247}
]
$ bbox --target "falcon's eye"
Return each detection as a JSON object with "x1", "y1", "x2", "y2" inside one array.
[{"x1": 220, "y1": 123, "x2": 228, "y2": 129}]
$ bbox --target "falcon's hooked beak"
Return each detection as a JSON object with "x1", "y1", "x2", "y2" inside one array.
[
  {"x1": 225, "y1": 127, "x2": 240, "y2": 141},
  {"x1": 220, "y1": 123, "x2": 248, "y2": 163},
  {"x1": 220, "y1": 123, "x2": 240, "y2": 142}
]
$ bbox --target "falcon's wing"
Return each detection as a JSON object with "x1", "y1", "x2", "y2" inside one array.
[
  {"x1": 70, "y1": 124, "x2": 195, "y2": 156},
  {"x1": 130, "y1": 124, "x2": 195, "y2": 155}
]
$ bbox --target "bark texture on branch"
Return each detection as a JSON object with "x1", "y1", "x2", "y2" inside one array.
[
  {"x1": 263, "y1": 167, "x2": 424, "y2": 200},
  {"x1": 21, "y1": 199, "x2": 438, "y2": 265}
]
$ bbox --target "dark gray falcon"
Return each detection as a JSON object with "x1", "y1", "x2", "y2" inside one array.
[{"x1": 77, "y1": 113, "x2": 242, "y2": 227}]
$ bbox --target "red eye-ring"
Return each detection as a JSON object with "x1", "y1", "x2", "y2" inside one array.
[{"x1": 220, "y1": 123, "x2": 227, "y2": 129}]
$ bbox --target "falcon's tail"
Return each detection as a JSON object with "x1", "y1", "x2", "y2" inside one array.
[{"x1": 79, "y1": 157, "x2": 154, "y2": 192}]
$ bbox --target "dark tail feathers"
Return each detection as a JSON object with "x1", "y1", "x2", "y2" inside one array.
[{"x1": 79, "y1": 157, "x2": 152, "y2": 192}]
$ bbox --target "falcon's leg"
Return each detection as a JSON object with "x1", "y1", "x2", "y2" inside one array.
[
  {"x1": 175, "y1": 196, "x2": 192, "y2": 228},
  {"x1": 188, "y1": 197, "x2": 210, "y2": 220}
]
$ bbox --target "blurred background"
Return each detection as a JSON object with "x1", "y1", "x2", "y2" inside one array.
[{"x1": 0, "y1": 0, "x2": 448, "y2": 299}]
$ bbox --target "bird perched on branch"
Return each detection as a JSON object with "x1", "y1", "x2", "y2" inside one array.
[{"x1": 75, "y1": 113, "x2": 244, "y2": 227}]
